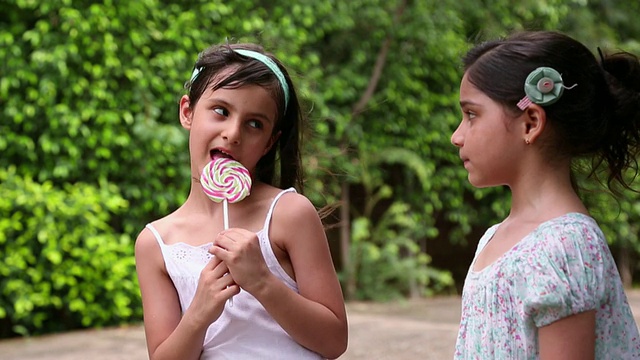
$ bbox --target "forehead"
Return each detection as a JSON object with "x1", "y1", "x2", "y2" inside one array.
[
  {"x1": 208, "y1": 65, "x2": 242, "y2": 87},
  {"x1": 460, "y1": 73, "x2": 505, "y2": 109},
  {"x1": 200, "y1": 84, "x2": 278, "y2": 122},
  {"x1": 460, "y1": 73, "x2": 518, "y2": 128},
  {"x1": 459, "y1": 73, "x2": 483, "y2": 99}
]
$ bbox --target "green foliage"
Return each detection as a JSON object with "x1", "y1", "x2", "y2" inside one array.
[
  {"x1": 0, "y1": 168, "x2": 138, "y2": 337},
  {"x1": 348, "y1": 147, "x2": 454, "y2": 300},
  {"x1": 351, "y1": 205, "x2": 455, "y2": 300},
  {"x1": 0, "y1": 0, "x2": 198, "y2": 237},
  {"x1": 455, "y1": 0, "x2": 570, "y2": 40},
  {"x1": 560, "y1": 0, "x2": 640, "y2": 53},
  {"x1": 579, "y1": 167, "x2": 640, "y2": 253}
]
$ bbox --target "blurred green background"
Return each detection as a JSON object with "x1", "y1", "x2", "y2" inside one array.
[{"x1": 1, "y1": 0, "x2": 639, "y2": 338}]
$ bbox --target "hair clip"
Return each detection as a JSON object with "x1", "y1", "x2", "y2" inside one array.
[
  {"x1": 190, "y1": 66, "x2": 204, "y2": 84},
  {"x1": 516, "y1": 67, "x2": 577, "y2": 111}
]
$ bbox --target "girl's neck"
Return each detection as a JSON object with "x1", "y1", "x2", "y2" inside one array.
[
  {"x1": 181, "y1": 179, "x2": 275, "y2": 212},
  {"x1": 507, "y1": 165, "x2": 588, "y2": 223}
]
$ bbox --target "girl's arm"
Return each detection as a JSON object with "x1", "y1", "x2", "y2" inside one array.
[
  {"x1": 135, "y1": 228, "x2": 238, "y2": 360},
  {"x1": 538, "y1": 310, "x2": 596, "y2": 360},
  {"x1": 213, "y1": 193, "x2": 348, "y2": 359},
  {"x1": 265, "y1": 194, "x2": 348, "y2": 358}
]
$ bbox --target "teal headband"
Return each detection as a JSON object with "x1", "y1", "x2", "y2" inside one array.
[{"x1": 189, "y1": 49, "x2": 290, "y2": 110}]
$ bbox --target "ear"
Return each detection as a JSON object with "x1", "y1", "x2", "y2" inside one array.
[
  {"x1": 179, "y1": 95, "x2": 193, "y2": 130},
  {"x1": 521, "y1": 104, "x2": 546, "y2": 144},
  {"x1": 263, "y1": 131, "x2": 282, "y2": 156}
]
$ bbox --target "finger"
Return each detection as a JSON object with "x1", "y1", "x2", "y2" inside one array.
[
  {"x1": 215, "y1": 227, "x2": 254, "y2": 245},
  {"x1": 222, "y1": 228, "x2": 253, "y2": 242},
  {"x1": 211, "y1": 261, "x2": 230, "y2": 278},
  {"x1": 208, "y1": 241, "x2": 226, "y2": 254},
  {"x1": 203, "y1": 253, "x2": 222, "y2": 271},
  {"x1": 220, "y1": 272, "x2": 237, "y2": 288},
  {"x1": 213, "y1": 231, "x2": 235, "y2": 251},
  {"x1": 212, "y1": 232, "x2": 244, "y2": 259},
  {"x1": 209, "y1": 243, "x2": 230, "y2": 261},
  {"x1": 221, "y1": 284, "x2": 241, "y2": 299},
  {"x1": 214, "y1": 229, "x2": 256, "y2": 254}
]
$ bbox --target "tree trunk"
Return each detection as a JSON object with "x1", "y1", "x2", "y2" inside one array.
[
  {"x1": 340, "y1": 181, "x2": 355, "y2": 300},
  {"x1": 619, "y1": 244, "x2": 632, "y2": 288},
  {"x1": 340, "y1": 0, "x2": 408, "y2": 300}
]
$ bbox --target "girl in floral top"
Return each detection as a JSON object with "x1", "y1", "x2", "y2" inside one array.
[{"x1": 451, "y1": 31, "x2": 640, "y2": 359}]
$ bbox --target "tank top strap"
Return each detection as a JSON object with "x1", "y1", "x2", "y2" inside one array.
[
  {"x1": 263, "y1": 188, "x2": 297, "y2": 234},
  {"x1": 145, "y1": 223, "x2": 166, "y2": 248}
]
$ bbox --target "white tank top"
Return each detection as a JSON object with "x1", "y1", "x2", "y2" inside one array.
[{"x1": 146, "y1": 188, "x2": 323, "y2": 359}]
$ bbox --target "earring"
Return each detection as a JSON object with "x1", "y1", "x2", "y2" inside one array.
[{"x1": 525, "y1": 138, "x2": 531, "y2": 145}]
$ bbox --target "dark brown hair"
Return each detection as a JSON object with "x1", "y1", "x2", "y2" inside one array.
[{"x1": 463, "y1": 31, "x2": 640, "y2": 191}]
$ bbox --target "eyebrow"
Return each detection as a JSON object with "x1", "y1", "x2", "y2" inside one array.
[{"x1": 459, "y1": 100, "x2": 480, "y2": 108}]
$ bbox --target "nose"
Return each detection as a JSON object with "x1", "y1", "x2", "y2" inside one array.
[
  {"x1": 451, "y1": 121, "x2": 464, "y2": 148},
  {"x1": 222, "y1": 119, "x2": 242, "y2": 144}
]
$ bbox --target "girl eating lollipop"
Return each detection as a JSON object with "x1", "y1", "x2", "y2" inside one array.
[{"x1": 134, "y1": 42, "x2": 348, "y2": 360}]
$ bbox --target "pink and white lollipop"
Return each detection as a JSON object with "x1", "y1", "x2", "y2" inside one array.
[
  {"x1": 201, "y1": 157, "x2": 251, "y2": 307},
  {"x1": 200, "y1": 157, "x2": 252, "y2": 229}
]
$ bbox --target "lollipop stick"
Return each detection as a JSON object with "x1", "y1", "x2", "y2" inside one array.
[
  {"x1": 222, "y1": 198, "x2": 233, "y2": 307},
  {"x1": 223, "y1": 199, "x2": 229, "y2": 230}
]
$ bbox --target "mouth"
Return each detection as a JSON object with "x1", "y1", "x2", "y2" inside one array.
[{"x1": 210, "y1": 148, "x2": 235, "y2": 161}]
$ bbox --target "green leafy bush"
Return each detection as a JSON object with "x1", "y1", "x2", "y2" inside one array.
[
  {"x1": 346, "y1": 147, "x2": 455, "y2": 300},
  {"x1": 0, "y1": 168, "x2": 139, "y2": 337},
  {"x1": 351, "y1": 205, "x2": 455, "y2": 301}
]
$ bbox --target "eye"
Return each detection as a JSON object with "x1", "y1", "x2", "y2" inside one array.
[
  {"x1": 465, "y1": 111, "x2": 476, "y2": 120},
  {"x1": 213, "y1": 107, "x2": 229, "y2": 117},
  {"x1": 248, "y1": 119, "x2": 264, "y2": 129}
]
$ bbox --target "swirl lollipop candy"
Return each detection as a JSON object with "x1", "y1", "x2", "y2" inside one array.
[{"x1": 200, "y1": 157, "x2": 252, "y2": 229}]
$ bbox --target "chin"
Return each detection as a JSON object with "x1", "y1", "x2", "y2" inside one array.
[{"x1": 468, "y1": 177, "x2": 494, "y2": 189}]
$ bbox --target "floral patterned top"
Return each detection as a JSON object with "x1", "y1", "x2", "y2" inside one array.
[{"x1": 455, "y1": 213, "x2": 640, "y2": 359}]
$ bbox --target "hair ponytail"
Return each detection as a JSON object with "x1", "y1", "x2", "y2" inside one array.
[{"x1": 596, "y1": 51, "x2": 640, "y2": 191}]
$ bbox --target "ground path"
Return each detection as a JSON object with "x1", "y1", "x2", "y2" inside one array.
[{"x1": 2, "y1": 291, "x2": 639, "y2": 359}]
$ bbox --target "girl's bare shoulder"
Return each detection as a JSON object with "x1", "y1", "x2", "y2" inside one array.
[{"x1": 270, "y1": 191, "x2": 324, "y2": 241}]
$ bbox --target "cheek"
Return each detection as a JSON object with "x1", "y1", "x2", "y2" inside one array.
[{"x1": 261, "y1": 143, "x2": 272, "y2": 156}]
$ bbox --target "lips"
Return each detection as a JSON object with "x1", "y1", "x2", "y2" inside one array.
[{"x1": 210, "y1": 148, "x2": 235, "y2": 161}]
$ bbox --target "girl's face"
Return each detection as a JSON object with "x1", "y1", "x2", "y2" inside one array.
[
  {"x1": 451, "y1": 73, "x2": 525, "y2": 188},
  {"x1": 180, "y1": 77, "x2": 280, "y2": 180}
]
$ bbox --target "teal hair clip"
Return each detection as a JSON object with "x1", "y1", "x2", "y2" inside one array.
[{"x1": 516, "y1": 67, "x2": 577, "y2": 110}]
